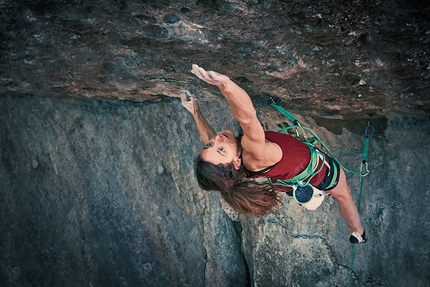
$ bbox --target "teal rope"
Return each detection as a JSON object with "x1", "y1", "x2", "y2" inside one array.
[
  {"x1": 349, "y1": 171, "x2": 365, "y2": 286},
  {"x1": 270, "y1": 103, "x2": 298, "y2": 124},
  {"x1": 350, "y1": 245, "x2": 356, "y2": 286},
  {"x1": 271, "y1": 103, "x2": 374, "y2": 287},
  {"x1": 349, "y1": 123, "x2": 373, "y2": 287},
  {"x1": 277, "y1": 125, "x2": 365, "y2": 176}
]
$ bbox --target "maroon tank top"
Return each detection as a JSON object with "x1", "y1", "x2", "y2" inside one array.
[{"x1": 244, "y1": 131, "x2": 328, "y2": 192}]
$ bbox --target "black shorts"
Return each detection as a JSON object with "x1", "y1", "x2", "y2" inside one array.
[{"x1": 315, "y1": 156, "x2": 340, "y2": 191}]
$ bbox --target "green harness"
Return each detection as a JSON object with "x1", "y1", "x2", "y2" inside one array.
[
  {"x1": 269, "y1": 98, "x2": 369, "y2": 182},
  {"x1": 267, "y1": 143, "x2": 330, "y2": 188},
  {"x1": 269, "y1": 97, "x2": 374, "y2": 287},
  {"x1": 268, "y1": 100, "x2": 341, "y2": 191}
]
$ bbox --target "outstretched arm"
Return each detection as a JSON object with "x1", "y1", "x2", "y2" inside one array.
[
  {"x1": 181, "y1": 92, "x2": 216, "y2": 144},
  {"x1": 191, "y1": 64, "x2": 257, "y2": 130},
  {"x1": 191, "y1": 65, "x2": 264, "y2": 151},
  {"x1": 190, "y1": 64, "x2": 281, "y2": 167}
]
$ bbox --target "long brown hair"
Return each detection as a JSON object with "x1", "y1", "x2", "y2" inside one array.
[{"x1": 194, "y1": 154, "x2": 281, "y2": 215}]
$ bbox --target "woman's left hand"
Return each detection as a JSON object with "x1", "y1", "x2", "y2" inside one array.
[
  {"x1": 191, "y1": 64, "x2": 230, "y2": 88},
  {"x1": 181, "y1": 92, "x2": 198, "y2": 115}
]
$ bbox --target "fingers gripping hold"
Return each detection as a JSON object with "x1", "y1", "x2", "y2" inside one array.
[
  {"x1": 191, "y1": 64, "x2": 229, "y2": 87},
  {"x1": 181, "y1": 91, "x2": 197, "y2": 114},
  {"x1": 180, "y1": 90, "x2": 193, "y2": 102},
  {"x1": 191, "y1": 64, "x2": 213, "y2": 82},
  {"x1": 191, "y1": 64, "x2": 204, "y2": 79}
]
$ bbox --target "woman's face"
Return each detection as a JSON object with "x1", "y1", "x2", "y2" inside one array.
[{"x1": 200, "y1": 130, "x2": 241, "y2": 169}]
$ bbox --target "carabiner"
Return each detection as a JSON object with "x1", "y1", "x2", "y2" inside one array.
[{"x1": 364, "y1": 121, "x2": 374, "y2": 139}]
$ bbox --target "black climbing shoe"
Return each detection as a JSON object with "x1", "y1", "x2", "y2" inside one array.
[{"x1": 350, "y1": 230, "x2": 367, "y2": 244}]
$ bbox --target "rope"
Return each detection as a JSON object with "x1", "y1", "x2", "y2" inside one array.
[
  {"x1": 271, "y1": 100, "x2": 372, "y2": 177},
  {"x1": 349, "y1": 122, "x2": 373, "y2": 287},
  {"x1": 277, "y1": 124, "x2": 366, "y2": 175},
  {"x1": 270, "y1": 100, "x2": 374, "y2": 286}
]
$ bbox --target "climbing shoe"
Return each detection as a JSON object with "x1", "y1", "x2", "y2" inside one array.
[{"x1": 349, "y1": 230, "x2": 367, "y2": 244}]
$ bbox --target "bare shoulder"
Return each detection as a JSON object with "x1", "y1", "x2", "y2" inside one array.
[{"x1": 242, "y1": 140, "x2": 282, "y2": 171}]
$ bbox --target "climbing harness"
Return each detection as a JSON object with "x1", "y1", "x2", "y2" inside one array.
[
  {"x1": 269, "y1": 97, "x2": 374, "y2": 286},
  {"x1": 267, "y1": 143, "x2": 327, "y2": 188},
  {"x1": 269, "y1": 96, "x2": 368, "y2": 207},
  {"x1": 271, "y1": 98, "x2": 367, "y2": 176},
  {"x1": 269, "y1": 96, "x2": 372, "y2": 179}
]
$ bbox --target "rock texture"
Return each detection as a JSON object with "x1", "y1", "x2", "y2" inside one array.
[
  {"x1": 1, "y1": 0, "x2": 430, "y2": 287},
  {"x1": 0, "y1": 95, "x2": 249, "y2": 287},
  {"x1": 1, "y1": 0, "x2": 429, "y2": 114},
  {"x1": 1, "y1": 94, "x2": 430, "y2": 286}
]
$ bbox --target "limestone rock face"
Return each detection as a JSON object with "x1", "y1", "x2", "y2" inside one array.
[
  {"x1": 1, "y1": 95, "x2": 430, "y2": 286},
  {"x1": 1, "y1": 0, "x2": 429, "y2": 114},
  {"x1": 0, "y1": 0, "x2": 429, "y2": 286},
  {"x1": 0, "y1": 95, "x2": 249, "y2": 286}
]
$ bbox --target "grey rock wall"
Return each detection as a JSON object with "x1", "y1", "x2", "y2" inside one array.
[
  {"x1": 0, "y1": 94, "x2": 247, "y2": 287},
  {"x1": 1, "y1": 93, "x2": 429, "y2": 286},
  {"x1": 1, "y1": 0, "x2": 429, "y2": 114},
  {"x1": 1, "y1": 1, "x2": 429, "y2": 285}
]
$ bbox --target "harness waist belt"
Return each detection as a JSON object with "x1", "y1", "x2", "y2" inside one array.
[{"x1": 272, "y1": 144, "x2": 326, "y2": 187}]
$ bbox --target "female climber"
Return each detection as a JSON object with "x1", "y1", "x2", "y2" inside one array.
[{"x1": 181, "y1": 64, "x2": 366, "y2": 244}]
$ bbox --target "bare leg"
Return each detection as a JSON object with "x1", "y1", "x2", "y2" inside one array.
[{"x1": 328, "y1": 168, "x2": 364, "y2": 234}]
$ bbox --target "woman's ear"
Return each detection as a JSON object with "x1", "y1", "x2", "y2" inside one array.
[{"x1": 233, "y1": 157, "x2": 241, "y2": 170}]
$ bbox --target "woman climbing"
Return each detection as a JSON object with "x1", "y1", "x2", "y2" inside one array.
[{"x1": 181, "y1": 64, "x2": 366, "y2": 244}]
